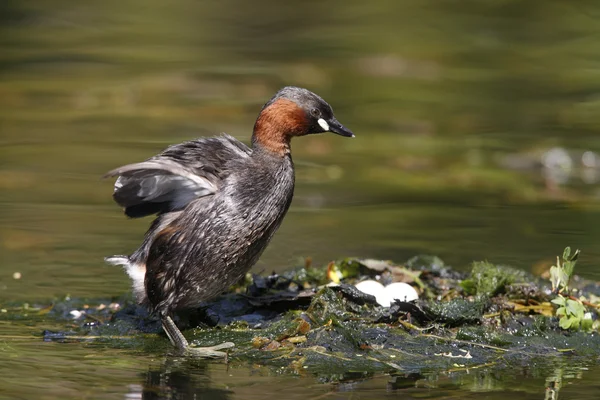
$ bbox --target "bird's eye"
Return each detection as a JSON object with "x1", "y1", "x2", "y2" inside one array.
[{"x1": 311, "y1": 108, "x2": 320, "y2": 117}]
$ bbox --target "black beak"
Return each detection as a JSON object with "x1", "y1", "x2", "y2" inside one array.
[{"x1": 328, "y1": 117, "x2": 355, "y2": 138}]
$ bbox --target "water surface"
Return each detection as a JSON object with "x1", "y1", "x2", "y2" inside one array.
[{"x1": 2, "y1": 1, "x2": 600, "y2": 398}]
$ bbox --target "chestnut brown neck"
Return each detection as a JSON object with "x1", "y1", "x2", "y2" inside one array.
[{"x1": 252, "y1": 99, "x2": 307, "y2": 156}]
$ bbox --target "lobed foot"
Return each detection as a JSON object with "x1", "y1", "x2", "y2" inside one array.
[
  {"x1": 184, "y1": 342, "x2": 235, "y2": 358},
  {"x1": 162, "y1": 314, "x2": 234, "y2": 358}
]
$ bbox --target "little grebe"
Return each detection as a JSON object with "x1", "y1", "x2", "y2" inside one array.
[{"x1": 105, "y1": 86, "x2": 354, "y2": 356}]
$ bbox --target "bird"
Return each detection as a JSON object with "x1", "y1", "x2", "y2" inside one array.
[{"x1": 104, "y1": 86, "x2": 354, "y2": 356}]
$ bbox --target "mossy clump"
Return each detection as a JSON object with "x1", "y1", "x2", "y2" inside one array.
[{"x1": 460, "y1": 261, "x2": 529, "y2": 297}]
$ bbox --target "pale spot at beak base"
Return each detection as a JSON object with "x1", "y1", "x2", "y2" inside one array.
[{"x1": 317, "y1": 118, "x2": 329, "y2": 131}]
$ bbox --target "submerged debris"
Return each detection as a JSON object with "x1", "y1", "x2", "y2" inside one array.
[{"x1": 24, "y1": 250, "x2": 600, "y2": 380}]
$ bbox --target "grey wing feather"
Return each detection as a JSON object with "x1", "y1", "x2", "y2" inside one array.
[{"x1": 105, "y1": 134, "x2": 250, "y2": 218}]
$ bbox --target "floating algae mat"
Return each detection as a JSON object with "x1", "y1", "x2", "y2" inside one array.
[{"x1": 33, "y1": 250, "x2": 600, "y2": 379}]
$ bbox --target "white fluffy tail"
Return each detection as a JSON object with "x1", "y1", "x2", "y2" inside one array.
[
  {"x1": 104, "y1": 255, "x2": 147, "y2": 304},
  {"x1": 104, "y1": 255, "x2": 130, "y2": 266}
]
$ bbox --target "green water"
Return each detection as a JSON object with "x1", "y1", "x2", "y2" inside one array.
[{"x1": 2, "y1": 1, "x2": 600, "y2": 398}]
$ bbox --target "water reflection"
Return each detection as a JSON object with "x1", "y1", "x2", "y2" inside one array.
[
  {"x1": 121, "y1": 358, "x2": 600, "y2": 400},
  {"x1": 134, "y1": 359, "x2": 231, "y2": 400}
]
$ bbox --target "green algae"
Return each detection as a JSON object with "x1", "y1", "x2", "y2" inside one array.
[
  {"x1": 424, "y1": 298, "x2": 485, "y2": 326},
  {"x1": 456, "y1": 326, "x2": 512, "y2": 347}
]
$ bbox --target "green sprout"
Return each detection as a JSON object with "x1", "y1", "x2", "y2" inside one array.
[
  {"x1": 549, "y1": 247, "x2": 593, "y2": 331},
  {"x1": 549, "y1": 246, "x2": 579, "y2": 294}
]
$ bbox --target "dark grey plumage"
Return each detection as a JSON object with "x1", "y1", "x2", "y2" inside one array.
[{"x1": 144, "y1": 145, "x2": 295, "y2": 314}]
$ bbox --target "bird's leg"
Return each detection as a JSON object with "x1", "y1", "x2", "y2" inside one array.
[
  {"x1": 161, "y1": 314, "x2": 234, "y2": 358},
  {"x1": 161, "y1": 314, "x2": 189, "y2": 350}
]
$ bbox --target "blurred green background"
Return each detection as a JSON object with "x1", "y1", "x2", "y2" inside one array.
[{"x1": 2, "y1": 0, "x2": 600, "y2": 303}]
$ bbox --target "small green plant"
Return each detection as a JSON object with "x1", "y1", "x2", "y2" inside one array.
[
  {"x1": 549, "y1": 246, "x2": 579, "y2": 294},
  {"x1": 550, "y1": 295, "x2": 589, "y2": 330},
  {"x1": 549, "y1": 247, "x2": 592, "y2": 331}
]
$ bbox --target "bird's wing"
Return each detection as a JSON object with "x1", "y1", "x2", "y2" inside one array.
[{"x1": 105, "y1": 134, "x2": 251, "y2": 218}]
